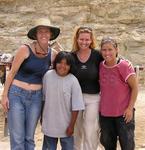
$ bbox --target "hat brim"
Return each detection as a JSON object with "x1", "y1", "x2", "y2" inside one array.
[{"x1": 27, "y1": 25, "x2": 60, "y2": 41}]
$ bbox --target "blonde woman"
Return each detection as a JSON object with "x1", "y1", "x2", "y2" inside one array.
[{"x1": 71, "y1": 27, "x2": 103, "y2": 150}]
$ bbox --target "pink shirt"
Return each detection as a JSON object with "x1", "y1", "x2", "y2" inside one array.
[{"x1": 99, "y1": 59, "x2": 135, "y2": 117}]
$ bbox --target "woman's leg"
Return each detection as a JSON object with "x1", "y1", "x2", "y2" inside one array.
[
  {"x1": 99, "y1": 115, "x2": 117, "y2": 150},
  {"x1": 116, "y1": 114, "x2": 135, "y2": 150},
  {"x1": 25, "y1": 90, "x2": 42, "y2": 150},
  {"x1": 8, "y1": 85, "x2": 25, "y2": 150},
  {"x1": 74, "y1": 110, "x2": 84, "y2": 150},
  {"x1": 83, "y1": 94, "x2": 100, "y2": 150}
]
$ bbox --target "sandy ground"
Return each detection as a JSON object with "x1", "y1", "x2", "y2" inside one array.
[{"x1": 0, "y1": 86, "x2": 145, "y2": 150}]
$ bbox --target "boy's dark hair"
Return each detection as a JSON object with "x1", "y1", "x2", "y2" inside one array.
[{"x1": 53, "y1": 51, "x2": 75, "y2": 74}]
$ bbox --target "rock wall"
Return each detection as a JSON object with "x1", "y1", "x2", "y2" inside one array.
[{"x1": 0, "y1": 0, "x2": 145, "y2": 83}]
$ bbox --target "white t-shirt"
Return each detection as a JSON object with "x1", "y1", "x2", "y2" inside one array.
[{"x1": 42, "y1": 69, "x2": 84, "y2": 137}]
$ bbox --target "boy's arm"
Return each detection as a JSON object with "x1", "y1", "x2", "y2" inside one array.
[
  {"x1": 124, "y1": 74, "x2": 138, "y2": 123},
  {"x1": 66, "y1": 111, "x2": 79, "y2": 136},
  {"x1": 40, "y1": 74, "x2": 46, "y2": 125},
  {"x1": 40, "y1": 100, "x2": 45, "y2": 125}
]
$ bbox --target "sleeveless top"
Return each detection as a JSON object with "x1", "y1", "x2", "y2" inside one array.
[{"x1": 14, "y1": 45, "x2": 51, "y2": 84}]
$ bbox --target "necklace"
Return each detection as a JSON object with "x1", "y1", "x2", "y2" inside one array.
[
  {"x1": 35, "y1": 47, "x2": 48, "y2": 55},
  {"x1": 77, "y1": 49, "x2": 91, "y2": 63},
  {"x1": 34, "y1": 43, "x2": 48, "y2": 56}
]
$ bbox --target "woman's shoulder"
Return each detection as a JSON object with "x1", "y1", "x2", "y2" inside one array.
[
  {"x1": 117, "y1": 58, "x2": 135, "y2": 73},
  {"x1": 70, "y1": 51, "x2": 76, "y2": 57},
  {"x1": 19, "y1": 44, "x2": 30, "y2": 52},
  {"x1": 91, "y1": 49, "x2": 101, "y2": 55},
  {"x1": 119, "y1": 58, "x2": 133, "y2": 68},
  {"x1": 15, "y1": 44, "x2": 30, "y2": 59},
  {"x1": 70, "y1": 52, "x2": 78, "y2": 62},
  {"x1": 91, "y1": 49, "x2": 103, "y2": 61}
]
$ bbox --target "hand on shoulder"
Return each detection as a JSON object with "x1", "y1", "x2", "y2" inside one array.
[{"x1": 51, "y1": 48, "x2": 58, "y2": 63}]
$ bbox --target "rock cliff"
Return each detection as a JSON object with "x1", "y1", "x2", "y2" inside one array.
[{"x1": 0, "y1": 0, "x2": 145, "y2": 82}]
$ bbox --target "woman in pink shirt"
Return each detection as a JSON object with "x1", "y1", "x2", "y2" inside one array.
[{"x1": 99, "y1": 37, "x2": 138, "y2": 150}]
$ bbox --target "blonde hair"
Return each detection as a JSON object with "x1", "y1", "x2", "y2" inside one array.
[{"x1": 71, "y1": 26, "x2": 97, "y2": 52}]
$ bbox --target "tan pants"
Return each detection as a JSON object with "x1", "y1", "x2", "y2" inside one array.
[{"x1": 74, "y1": 94, "x2": 100, "y2": 150}]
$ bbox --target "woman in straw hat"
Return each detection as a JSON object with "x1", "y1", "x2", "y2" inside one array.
[{"x1": 1, "y1": 18, "x2": 60, "y2": 150}]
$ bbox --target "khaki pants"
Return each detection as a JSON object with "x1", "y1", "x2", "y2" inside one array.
[{"x1": 74, "y1": 94, "x2": 100, "y2": 150}]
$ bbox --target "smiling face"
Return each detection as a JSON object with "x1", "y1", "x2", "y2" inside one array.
[
  {"x1": 36, "y1": 26, "x2": 51, "y2": 44},
  {"x1": 56, "y1": 58, "x2": 71, "y2": 77},
  {"x1": 77, "y1": 32, "x2": 92, "y2": 50},
  {"x1": 101, "y1": 42, "x2": 118, "y2": 66}
]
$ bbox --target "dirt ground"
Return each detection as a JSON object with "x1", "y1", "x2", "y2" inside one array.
[{"x1": 0, "y1": 86, "x2": 145, "y2": 150}]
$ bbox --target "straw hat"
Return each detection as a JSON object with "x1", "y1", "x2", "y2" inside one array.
[{"x1": 27, "y1": 18, "x2": 60, "y2": 41}]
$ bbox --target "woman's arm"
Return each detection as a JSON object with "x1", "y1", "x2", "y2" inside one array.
[
  {"x1": 1, "y1": 45, "x2": 29, "y2": 112},
  {"x1": 51, "y1": 48, "x2": 58, "y2": 63},
  {"x1": 123, "y1": 74, "x2": 138, "y2": 123}
]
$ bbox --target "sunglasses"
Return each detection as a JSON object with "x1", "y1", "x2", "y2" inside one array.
[
  {"x1": 78, "y1": 27, "x2": 92, "y2": 33},
  {"x1": 101, "y1": 37, "x2": 118, "y2": 48}
]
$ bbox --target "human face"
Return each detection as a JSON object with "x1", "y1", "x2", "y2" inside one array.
[
  {"x1": 77, "y1": 33, "x2": 92, "y2": 50},
  {"x1": 56, "y1": 59, "x2": 70, "y2": 77},
  {"x1": 101, "y1": 42, "x2": 118, "y2": 66},
  {"x1": 36, "y1": 26, "x2": 51, "y2": 44}
]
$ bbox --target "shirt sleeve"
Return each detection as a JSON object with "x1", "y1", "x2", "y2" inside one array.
[
  {"x1": 71, "y1": 76, "x2": 85, "y2": 111},
  {"x1": 118, "y1": 60, "x2": 136, "y2": 82}
]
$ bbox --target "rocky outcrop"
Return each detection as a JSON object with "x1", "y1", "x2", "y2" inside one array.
[{"x1": 0, "y1": 0, "x2": 145, "y2": 82}]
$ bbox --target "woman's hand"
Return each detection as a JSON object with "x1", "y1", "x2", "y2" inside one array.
[
  {"x1": 1, "y1": 96, "x2": 9, "y2": 112},
  {"x1": 123, "y1": 108, "x2": 133, "y2": 123}
]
